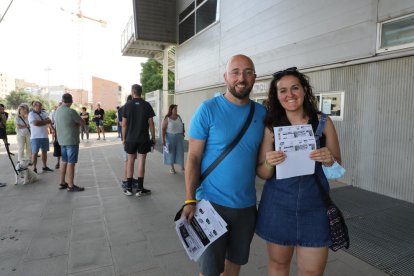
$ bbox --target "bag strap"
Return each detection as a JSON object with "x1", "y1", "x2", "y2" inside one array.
[
  {"x1": 19, "y1": 115, "x2": 31, "y2": 134},
  {"x1": 200, "y1": 101, "x2": 255, "y2": 182},
  {"x1": 315, "y1": 113, "x2": 327, "y2": 148},
  {"x1": 314, "y1": 113, "x2": 332, "y2": 207}
]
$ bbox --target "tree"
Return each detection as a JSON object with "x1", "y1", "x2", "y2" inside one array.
[
  {"x1": 5, "y1": 90, "x2": 51, "y2": 110},
  {"x1": 140, "y1": 58, "x2": 174, "y2": 94},
  {"x1": 5, "y1": 90, "x2": 32, "y2": 109}
]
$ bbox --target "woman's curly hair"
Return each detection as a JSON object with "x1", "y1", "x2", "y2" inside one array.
[{"x1": 264, "y1": 69, "x2": 319, "y2": 129}]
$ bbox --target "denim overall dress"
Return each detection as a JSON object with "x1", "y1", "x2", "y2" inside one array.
[{"x1": 256, "y1": 114, "x2": 331, "y2": 247}]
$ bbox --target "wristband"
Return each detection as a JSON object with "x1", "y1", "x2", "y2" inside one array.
[
  {"x1": 184, "y1": 199, "x2": 197, "y2": 204},
  {"x1": 264, "y1": 159, "x2": 274, "y2": 170}
]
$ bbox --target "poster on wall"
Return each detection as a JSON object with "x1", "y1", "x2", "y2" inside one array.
[{"x1": 322, "y1": 99, "x2": 332, "y2": 114}]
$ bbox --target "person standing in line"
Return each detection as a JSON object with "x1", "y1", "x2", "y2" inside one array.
[
  {"x1": 51, "y1": 103, "x2": 62, "y2": 169},
  {"x1": 121, "y1": 84, "x2": 155, "y2": 196},
  {"x1": 119, "y1": 95, "x2": 137, "y2": 188},
  {"x1": 0, "y1": 103, "x2": 14, "y2": 155},
  {"x1": 14, "y1": 103, "x2": 32, "y2": 162},
  {"x1": 116, "y1": 106, "x2": 121, "y2": 138},
  {"x1": 28, "y1": 101, "x2": 54, "y2": 174},
  {"x1": 181, "y1": 54, "x2": 266, "y2": 276},
  {"x1": 55, "y1": 93, "x2": 85, "y2": 192},
  {"x1": 94, "y1": 103, "x2": 105, "y2": 140},
  {"x1": 255, "y1": 67, "x2": 342, "y2": 276},
  {"x1": 161, "y1": 104, "x2": 185, "y2": 174},
  {"x1": 80, "y1": 107, "x2": 90, "y2": 141}
]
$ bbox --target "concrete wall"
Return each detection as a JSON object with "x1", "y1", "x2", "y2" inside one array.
[{"x1": 175, "y1": 0, "x2": 414, "y2": 202}]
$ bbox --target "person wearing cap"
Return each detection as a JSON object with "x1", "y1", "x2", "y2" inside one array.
[{"x1": 55, "y1": 93, "x2": 85, "y2": 192}]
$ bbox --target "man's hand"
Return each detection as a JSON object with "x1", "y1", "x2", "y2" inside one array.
[{"x1": 181, "y1": 204, "x2": 196, "y2": 223}]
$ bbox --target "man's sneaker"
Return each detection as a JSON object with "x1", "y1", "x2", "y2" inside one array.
[
  {"x1": 103, "y1": 137, "x2": 106, "y2": 140},
  {"x1": 123, "y1": 189, "x2": 133, "y2": 196},
  {"x1": 42, "y1": 167, "x2": 54, "y2": 172},
  {"x1": 33, "y1": 168, "x2": 38, "y2": 174},
  {"x1": 67, "y1": 185, "x2": 85, "y2": 192},
  {"x1": 121, "y1": 180, "x2": 128, "y2": 189},
  {"x1": 97, "y1": 137, "x2": 101, "y2": 140},
  {"x1": 136, "y1": 188, "x2": 151, "y2": 197}
]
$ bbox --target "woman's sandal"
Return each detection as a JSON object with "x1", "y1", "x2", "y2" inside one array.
[{"x1": 59, "y1": 183, "x2": 68, "y2": 190}]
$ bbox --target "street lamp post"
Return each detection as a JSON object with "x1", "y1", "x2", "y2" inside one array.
[{"x1": 44, "y1": 67, "x2": 52, "y2": 110}]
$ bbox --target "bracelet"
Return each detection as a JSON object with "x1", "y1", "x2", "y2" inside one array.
[
  {"x1": 184, "y1": 199, "x2": 197, "y2": 204},
  {"x1": 264, "y1": 159, "x2": 274, "y2": 170}
]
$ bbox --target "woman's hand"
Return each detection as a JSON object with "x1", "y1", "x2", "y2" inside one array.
[
  {"x1": 309, "y1": 147, "x2": 334, "y2": 166},
  {"x1": 266, "y1": 150, "x2": 287, "y2": 166}
]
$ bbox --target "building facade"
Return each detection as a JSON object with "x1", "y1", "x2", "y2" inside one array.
[
  {"x1": 91, "y1": 76, "x2": 121, "y2": 110},
  {"x1": 0, "y1": 72, "x2": 16, "y2": 99},
  {"x1": 122, "y1": 0, "x2": 414, "y2": 203}
]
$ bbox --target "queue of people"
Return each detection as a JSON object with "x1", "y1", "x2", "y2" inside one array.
[{"x1": 1, "y1": 54, "x2": 343, "y2": 276}]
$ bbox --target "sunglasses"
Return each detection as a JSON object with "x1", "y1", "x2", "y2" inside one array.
[{"x1": 272, "y1": 67, "x2": 298, "y2": 78}]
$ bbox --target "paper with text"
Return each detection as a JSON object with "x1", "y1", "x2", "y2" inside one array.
[
  {"x1": 274, "y1": 124, "x2": 316, "y2": 179},
  {"x1": 175, "y1": 200, "x2": 228, "y2": 261}
]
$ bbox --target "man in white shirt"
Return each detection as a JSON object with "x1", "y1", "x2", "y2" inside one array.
[{"x1": 28, "y1": 101, "x2": 54, "y2": 174}]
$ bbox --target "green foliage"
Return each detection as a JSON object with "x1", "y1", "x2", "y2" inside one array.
[
  {"x1": 5, "y1": 90, "x2": 52, "y2": 110},
  {"x1": 6, "y1": 117, "x2": 16, "y2": 134},
  {"x1": 0, "y1": 97, "x2": 6, "y2": 106},
  {"x1": 140, "y1": 58, "x2": 175, "y2": 94},
  {"x1": 87, "y1": 109, "x2": 117, "y2": 133}
]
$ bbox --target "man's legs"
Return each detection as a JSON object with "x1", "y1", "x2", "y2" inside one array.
[
  {"x1": 124, "y1": 153, "x2": 136, "y2": 195},
  {"x1": 41, "y1": 150, "x2": 47, "y2": 168},
  {"x1": 97, "y1": 123, "x2": 101, "y2": 139},
  {"x1": 66, "y1": 163, "x2": 75, "y2": 187},
  {"x1": 136, "y1": 153, "x2": 151, "y2": 196},
  {"x1": 100, "y1": 126, "x2": 105, "y2": 140},
  {"x1": 59, "y1": 161, "x2": 67, "y2": 185}
]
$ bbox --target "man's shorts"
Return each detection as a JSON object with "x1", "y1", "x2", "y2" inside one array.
[
  {"x1": 53, "y1": 140, "x2": 61, "y2": 157},
  {"x1": 61, "y1": 145, "x2": 79, "y2": 163},
  {"x1": 198, "y1": 202, "x2": 257, "y2": 276},
  {"x1": 0, "y1": 128, "x2": 7, "y2": 139},
  {"x1": 96, "y1": 120, "x2": 104, "y2": 127},
  {"x1": 31, "y1": 138, "x2": 50, "y2": 154},
  {"x1": 124, "y1": 141, "x2": 152, "y2": 154}
]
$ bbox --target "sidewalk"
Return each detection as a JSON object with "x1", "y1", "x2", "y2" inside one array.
[{"x1": 0, "y1": 133, "x2": 389, "y2": 276}]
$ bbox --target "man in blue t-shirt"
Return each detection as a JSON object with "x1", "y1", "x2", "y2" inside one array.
[{"x1": 182, "y1": 55, "x2": 266, "y2": 276}]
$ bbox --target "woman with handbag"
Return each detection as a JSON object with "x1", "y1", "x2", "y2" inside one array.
[
  {"x1": 161, "y1": 104, "x2": 185, "y2": 174},
  {"x1": 255, "y1": 67, "x2": 343, "y2": 276},
  {"x1": 14, "y1": 103, "x2": 32, "y2": 162}
]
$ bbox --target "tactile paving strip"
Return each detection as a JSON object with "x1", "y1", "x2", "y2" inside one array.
[{"x1": 331, "y1": 186, "x2": 414, "y2": 276}]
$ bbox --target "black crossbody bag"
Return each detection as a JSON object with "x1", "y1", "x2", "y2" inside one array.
[
  {"x1": 174, "y1": 101, "x2": 255, "y2": 221},
  {"x1": 314, "y1": 114, "x2": 350, "y2": 251}
]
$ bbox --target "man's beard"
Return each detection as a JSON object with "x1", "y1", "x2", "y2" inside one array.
[{"x1": 227, "y1": 83, "x2": 252, "y2": 100}]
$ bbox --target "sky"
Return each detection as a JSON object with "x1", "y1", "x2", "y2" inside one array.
[{"x1": 0, "y1": 0, "x2": 147, "y2": 92}]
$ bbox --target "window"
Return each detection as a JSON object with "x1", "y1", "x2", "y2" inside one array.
[
  {"x1": 315, "y1": 91, "x2": 344, "y2": 121},
  {"x1": 377, "y1": 13, "x2": 414, "y2": 52},
  {"x1": 178, "y1": 0, "x2": 218, "y2": 44}
]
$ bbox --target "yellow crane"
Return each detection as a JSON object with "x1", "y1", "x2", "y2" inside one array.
[{"x1": 61, "y1": 0, "x2": 107, "y2": 27}]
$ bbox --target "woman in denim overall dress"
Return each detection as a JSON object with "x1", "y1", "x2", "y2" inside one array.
[{"x1": 256, "y1": 67, "x2": 343, "y2": 276}]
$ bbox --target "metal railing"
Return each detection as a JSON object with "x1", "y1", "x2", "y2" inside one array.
[{"x1": 120, "y1": 16, "x2": 135, "y2": 53}]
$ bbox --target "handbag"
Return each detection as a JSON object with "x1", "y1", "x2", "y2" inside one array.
[
  {"x1": 174, "y1": 101, "x2": 255, "y2": 221},
  {"x1": 314, "y1": 175, "x2": 350, "y2": 251},
  {"x1": 315, "y1": 113, "x2": 350, "y2": 251},
  {"x1": 315, "y1": 113, "x2": 346, "y2": 179}
]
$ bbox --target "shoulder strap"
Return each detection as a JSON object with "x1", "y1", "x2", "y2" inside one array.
[
  {"x1": 314, "y1": 113, "x2": 331, "y2": 206},
  {"x1": 315, "y1": 113, "x2": 327, "y2": 149},
  {"x1": 200, "y1": 101, "x2": 255, "y2": 182}
]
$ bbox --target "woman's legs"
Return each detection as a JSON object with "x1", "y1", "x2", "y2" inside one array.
[
  {"x1": 296, "y1": 247, "x2": 328, "y2": 276},
  {"x1": 16, "y1": 134, "x2": 25, "y2": 161},
  {"x1": 25, "y1": 135, "x2": 32, "y2": 160},
  {"x1": 267, "y1": 243, "x2": 294, "y2": 276}
]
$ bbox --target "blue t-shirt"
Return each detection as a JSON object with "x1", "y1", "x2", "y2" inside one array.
[{"x1": 189, "y1": 95, "x2": 266, "y2": 208}]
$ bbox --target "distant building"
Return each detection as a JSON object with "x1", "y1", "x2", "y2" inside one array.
[
  {"x1": 92, "y1": 76, "x2": 121, "y2": 110},
  {"x1": 0, "y1": 73, "x2": 16, "y2": 98},
  {"x1": 66, "y1": 88, "x2": 88, "y2": 106}
]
